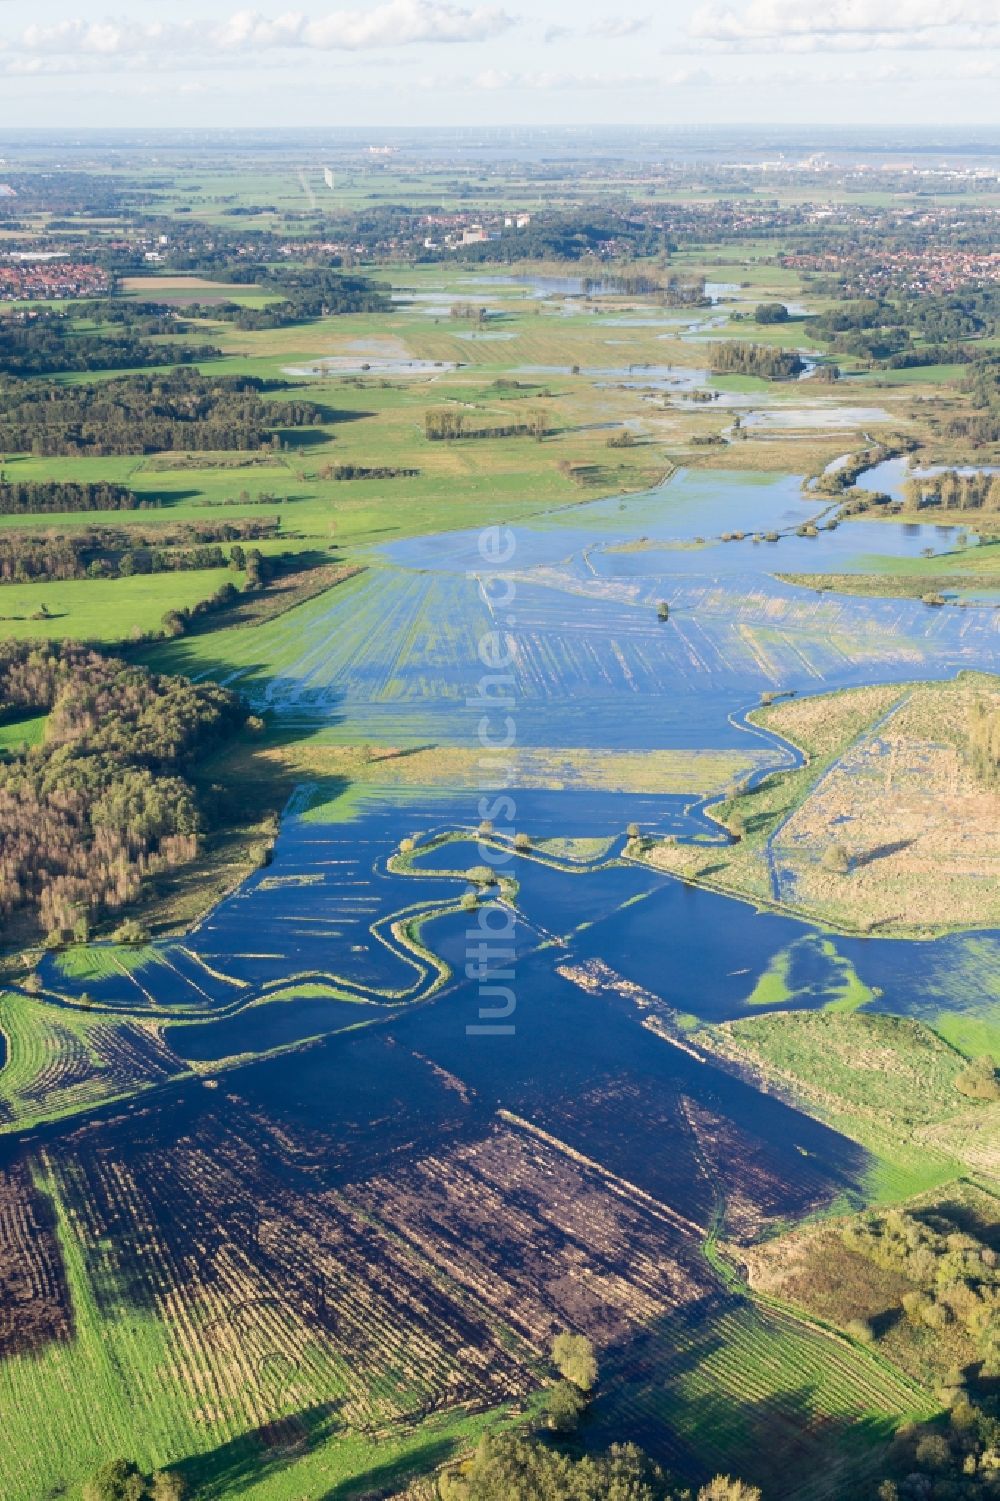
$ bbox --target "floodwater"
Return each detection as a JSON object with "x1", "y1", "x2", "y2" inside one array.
[
  {"x1": 514, "y1": 363, "x2": 711, "y2": 389},
  {"x1": 459, "y1": 273, "x2": 642, "y2": 298},
  {"x1": 862, "y1": 456, "x2": 1000, "y2": 499},
  {"x1": 282, "y1": 356, "x2": 459, "y2": 376},
  {"x1": 15, "y1": 460, "x2": 1000, "y2": 1499},
  {"x1": 36, "y1": 467, "x2": 1000, "y2": 1086},
  {"x1": 733, "y1": 404, "x2": 891, "y2": 430}
]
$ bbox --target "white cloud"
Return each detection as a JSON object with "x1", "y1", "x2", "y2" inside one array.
[
  {"x1": 2, "y1": 2, "x2": 515, "y2": 61},
  {"x1": 687, "y1": 0, "x2": 1000, "y2": 51},
  {"x1": 0, "y1": 49, "x2": 322, "y2": 77},
  {"x1": 587, "y1": 15, "x2": 650, "y2": 38},
  {"x1": 543, "y1": 13, "x2": 649, "y2": 43},
  {"x1": 426, "y1": 64, "x2": 709, "y2": 89},
  {"x1": 651, "y1": 54, "x2": 1000, "y2": 86}
]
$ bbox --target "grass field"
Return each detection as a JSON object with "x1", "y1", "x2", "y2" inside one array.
[
  {"x1": 0, "y1": 1146, "x2": 517, "y2": 1501},
  {"x1": 743, "y1": 1179, "x2": 1000, "y2": 1395},
  {"x1": 0, "y1": 568, "x2": 244, "y2": 644},
  {"x1": 783, "y1": 537, "x2": 1000, "y2": 599},
  {"x1": 0, "y1": 710, "x2": 47, "y2": 754},
  {"x1": 0, "y1": 990, "x2": 186, "y2": 1132},
  {"x1": 696, "y1": 1009, "x2": 997, "y2": 1200},
  {"x1": 595, "y1": 1295, "x2": 932, "y2": 1501},
  {"x1": 644, "y1": 676, "x2": 1000, "y2": 937}
]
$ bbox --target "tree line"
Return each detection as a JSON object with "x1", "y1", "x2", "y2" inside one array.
[
  {"x1": 941, "y1": 355, "x2": 1000, "y2": 446},
  {"x1": 0, "y1": 640, "x2": 246, "y2": 940},
  {"x1": 159, "y1": 546, "x2": 277, "y2": 637},
  {"x1": 807, "y1": 288, "x2": 999, "y2": 367},
  {"x1": 424, "y1": 407, "x2": 549, "y2": 441},
  {"x1": 436, "y1": 1333, "x2": 759, "y2": 1501},
  {"x1": 902, "y1": 470, "x2": 1000, "y2": 512},
  {"x1": 0, "y1": 535, "x2": 245, "y2": 586},
  {"x1": 0, "y1": 516, "x2": 278, "y2": 586},
  {"x1": 314, "y1": 462, "x2": 419, "y2": 480},
  {"x1": 440, "y1": 1436, "x2": 759, "y2": 1501},
  {"x1": 707, "y1": 343, "x2": 805, "y2": 381},
  {"x1": 0, "y1": 370, "x2": 328, "y2": 457},
  {"x1": 0, "y1": 308, "x2": 219, "y2": 378},
  {"x1": 0, "y1": 479, "x2": 139, "y2": 515},
  {"x1": 181, "y1": 267, "x2": 390, "y2": 330}
]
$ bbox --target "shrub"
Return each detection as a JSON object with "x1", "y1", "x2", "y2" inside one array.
[
  {"x1": 551, "y1": 1331, "x2": 597, "y2": 1391},
  {"x1": 821, "y1": 843, "x2": 850, "y2": 875},
  {"x1": 914, "y1": 1433, "x2": 952, "y2": 1472},
  {"x1": 698, "y1": 1480, "x2": 763, "y2": 1501},
  {"x1": 955, "y1": 1055, "x2": 1000, "y2": 1101},
  {"x1": 544, "y1": 1379, "x2": 587, "y2": 1433},
  {"x1": 81, "y1": 1460, "x2": 185, "y2": 1501},
  {"x1": 151, "y1": 1476, "x2": 186, "y2": 1501},
  {"x1": 111, "y1": 919, "x2": 149, "y2": 946},
  {"x1": 83, "y1": 1460, "x2": 147, "y2": 1501}
]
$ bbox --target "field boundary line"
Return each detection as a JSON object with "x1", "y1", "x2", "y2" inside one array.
[{"x1": 496, "y1": 1110, "x2": 705, "y2": 1238}]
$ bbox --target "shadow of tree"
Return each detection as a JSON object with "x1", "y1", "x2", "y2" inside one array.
[
  {"x1": 590, "y1": 1293, "x2": 905, "y2": 1497},
  {"x1": 852, "y1": 839, "x2": 916, "y2": 870},
  {"x1": 317, "y1": 1434, "x2": 464, "y2": 1500},
  {"x1": 172, "y1": 1405, "x2": 465, "y2": 1501},
  {"x1": 174, "y1": 1402, "x2": 343, "y2": 1499}
]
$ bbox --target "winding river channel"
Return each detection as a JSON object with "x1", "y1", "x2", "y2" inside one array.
[
  {"x1": 23, "y1": 466, "x2": 1000, "y2": 1154},
  {"x1": 5, "y1": 460, "x2": 1000, "y2": 1501}
]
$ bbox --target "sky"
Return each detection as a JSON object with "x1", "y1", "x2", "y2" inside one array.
[{"x1": 0, "y1": 0, "x2": 998, "y2": 130}]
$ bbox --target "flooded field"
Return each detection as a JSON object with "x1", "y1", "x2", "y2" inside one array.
[
  {"x1": 282, "y1": 355, "x2": 459, "y2": 376},
  {"x1": 2, "y1": 464, "x2": 994, "y2": 1499},
  {"x1": 734, "y1": 405, "x2": 892, "y2": 430},
  {"x1": 861, "y1": 456, "x2": 1000, "y2": 498}
]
